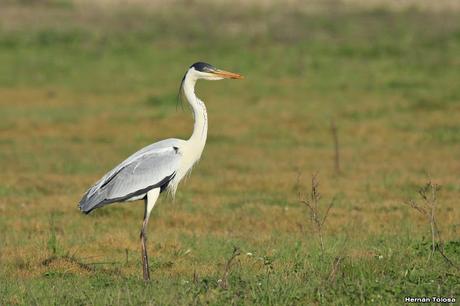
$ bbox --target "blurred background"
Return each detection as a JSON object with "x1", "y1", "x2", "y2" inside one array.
[{"x1": 0, "y1": 0, "x2": 459, "y2": 304}]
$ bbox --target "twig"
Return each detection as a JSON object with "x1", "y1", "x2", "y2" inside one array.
[
  {"x1": 300, "y1": 174, "x2": 335, "y2": 254},
  {"x1": 293, "y1": 167, "x2": 302, "y2": 193},
  {"x1": 193, "y1": 270, "x2": 199, "y2": 284},
  {"x1": 220, "y1": 246, "x2": 241, "y2": 289},
  {"x1": 327, "y1": 256, "x2": 344, "y2": 283},
  {"x1": 42, "y1": 254, "x2": 95, "y2": 272},
  {"x1": 330, "y1": 120, "x2": 341, "y2": 174},
  {"x1": 405, "y1": 180, "x2": 458, "y2": 269}
]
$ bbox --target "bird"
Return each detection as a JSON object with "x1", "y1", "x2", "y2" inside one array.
[{"x1": 78, "y1": 62, "x2": 243, "y2": 281}]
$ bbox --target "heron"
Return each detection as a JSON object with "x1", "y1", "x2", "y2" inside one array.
[{"x1": 78, "y1": 62, "x2": 243, "y2": 281}]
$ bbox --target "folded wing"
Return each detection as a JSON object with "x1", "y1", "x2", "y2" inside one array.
[{"x1": 79, "y1": 138, "x2": 183, "y2": 214}]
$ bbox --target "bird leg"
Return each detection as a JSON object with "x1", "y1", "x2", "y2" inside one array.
[
  {"x1": 140, "y1": 198, "x2": 150, "y2": 281},
  {"x1": 140, "y1": 226, "x2": 150, "y2": 280},
  {"x1": 139, "y1": 188, "x2": 160, "y2": 281}
]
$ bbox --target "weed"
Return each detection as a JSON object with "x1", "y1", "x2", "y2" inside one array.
[
  {"x1": 299, "y1": 174, "x2": 335, "y2": 255},
  {"x1": 406, "y1": 180, "x2": 459, "y2": 269},
  {"x1": 47, "y1": 212, "x2": 61, "y2": 256},
  {"x1": 219, "y1": 246, "x2": 241, "y2": 290},
  {"x1": 330, "y1": 120, "x2": 341, "y2": 175}
]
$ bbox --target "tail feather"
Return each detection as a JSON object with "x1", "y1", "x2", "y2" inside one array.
[{"x1": 79, "y1": 189, "x2": 106, "y2": 214}]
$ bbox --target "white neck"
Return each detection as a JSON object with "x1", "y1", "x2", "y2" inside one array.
[{"x1": 182, "y1": 72, "x2": 208, "y2": 156}]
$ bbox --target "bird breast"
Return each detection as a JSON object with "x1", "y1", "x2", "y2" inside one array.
[{"x1": 167, "y1": 139, "x2": 206, "y2": 196}]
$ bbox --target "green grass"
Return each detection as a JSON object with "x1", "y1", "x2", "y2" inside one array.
[{"x1": 0, "y1": 1, "x2": 459, "y2": 305}]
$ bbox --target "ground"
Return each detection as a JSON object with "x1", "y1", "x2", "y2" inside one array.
[{"x1": 0, "y1": 1, "x2": 459, "y2": 305}]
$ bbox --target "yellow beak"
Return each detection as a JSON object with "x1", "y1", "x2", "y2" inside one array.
[{"x1": 213, "y1": 69, "x2": 244, "y2": 79}]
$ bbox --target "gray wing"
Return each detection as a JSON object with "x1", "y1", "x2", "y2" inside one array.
[{"x1": 79, "y1": 138, "x2": 184, "y2": 214}]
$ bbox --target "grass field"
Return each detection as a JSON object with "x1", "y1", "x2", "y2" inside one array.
[{"x1": 0, "y1": 1, "x2": 459, "y2": 304}]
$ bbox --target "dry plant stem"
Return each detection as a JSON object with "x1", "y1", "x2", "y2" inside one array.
[
  {"x1": 220, "y1": 246, "x2": 241, "y2": 289},
  {"x1": 300, "y1": 174, "x2": 335, "y2": 255},
  {"x1": 421, "y1": 181, "x2": 438, "y2": 261},
  {"x1": 406, "y1": 180, "x2": 458, "y2": 269},
  {"x1": 294, "y1": 168, "x2": 302, "y2": 193},
  {"x1": 193, "y1": 270, "x2": 199, "y2": 284},
  {"x1": 430, "y1": 206, "x2": 436, "y2": 260},
  {"x1": 408, "y1": 198, "x2": 435, "y2": 261},
  {"x1": 330, "y1": 120, "x2": 340, "y2": 174},
  {"x1": 327, "y1": 256, "x2": 344, "y2": 283},
  {"x1": 42, "y1": 255, "x2": 94, "y2": 272}
]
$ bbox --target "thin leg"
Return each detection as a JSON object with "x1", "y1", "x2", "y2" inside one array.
[
  {"x1": 140, "y1": 188, "x2": 160, "y2": 281},
  {"x1": 140, "y1": 203, "x2": 150, "y2": 281}
]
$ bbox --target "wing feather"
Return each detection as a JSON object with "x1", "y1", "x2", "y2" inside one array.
[{"x1": 79, "y1": 138, "x2": 183, "y2": 213}]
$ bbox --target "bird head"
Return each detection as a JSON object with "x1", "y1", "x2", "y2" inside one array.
[
  {"x1": 187, "y1": 62, "x2": 244, "y2": 81},
  {"x1": 177, "y1": 62, "x2": 243, "y2": 110}
]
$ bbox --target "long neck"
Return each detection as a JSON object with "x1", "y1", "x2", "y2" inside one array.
[{"x1": 182, "y1": 73, "x2": 208, "y2": 150}]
